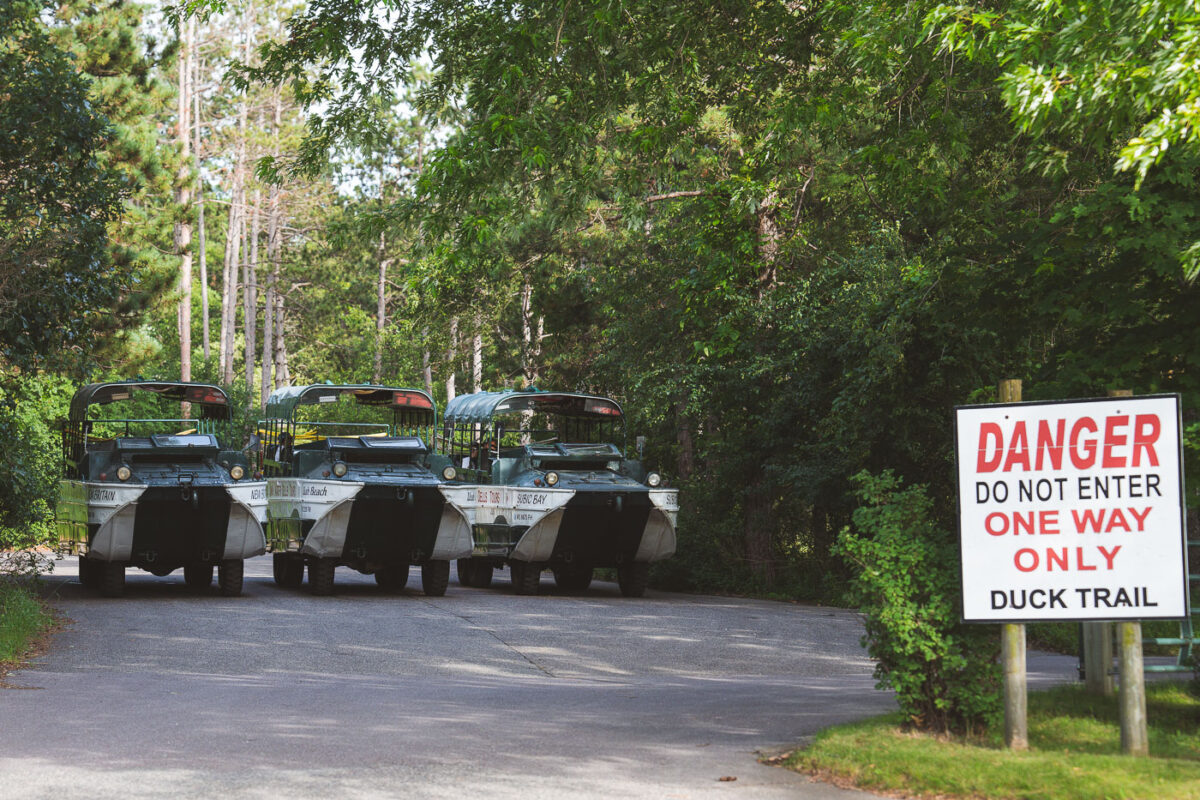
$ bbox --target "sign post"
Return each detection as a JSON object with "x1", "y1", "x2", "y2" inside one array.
[
  {"x1": 998, "y1": 379, "x2": 1027, "y2": 751},
  {"x1": 956, "y1": 391, "x2": 1188, "y2": 755}
]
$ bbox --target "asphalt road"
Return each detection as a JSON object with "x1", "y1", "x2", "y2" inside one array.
[{"x1": 0, "y1": 558, "x2": 1079, "y2": 800}]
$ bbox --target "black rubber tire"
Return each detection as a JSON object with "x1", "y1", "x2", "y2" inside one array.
[
  {"x1": 510, "y1": 561, "x2": 541, "y2": 595},
  {"x1": 284, "y1": 557, "x2": 304, "y2": 588},
  {"x1": 272, "y1": 553, "x2": 287, "y2": 585},
  {"x1": 552, "y1": 564, "x2": 593, "y2": 593},
  {"x1": 618, "y1": 562, "x2": 650, "y2": 598},
  {"x1": 273, "y1": 554, "x2": 304, "y2": 588},
  {"x1": 457, "y1": 558, "x2": 493, "y2": 588},
  {"x1": 421, "y1": 560, "x2": 450, "y2": 597},
  {"x1": 98, "y1": 561, "x2": 125, "y2": 598},
  {"x1": 184, "y1": 562, "x2": 213, "y2": 592},
  {"x1": 375, "y1": 564, "x2": 410, "y2": 592},
  {"x1": 78, "y1": 556, "x2": 97, "y2": 589},
  {"x1": 309, "y1": 558, "x2": 336, "y2": 596},
  {"x1": 218, "y1": 559, "x2": 244, "y2": 597}
]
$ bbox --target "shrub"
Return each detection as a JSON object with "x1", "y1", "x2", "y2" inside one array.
[
  {"x1": 0, "y1": 375, "x2": 73, "y2": 572},
  {"x1": 835, "y1": 470, "x2": 1000, "y2": 734}
]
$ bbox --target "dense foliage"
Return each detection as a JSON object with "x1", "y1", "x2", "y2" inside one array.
[
  {"x1": 837, "y1": 471, "x2": 1000, "y2": 732},
  {"x1": 3, "y1": 1, "x2": 1199, "y2": 693},
  {"x1": 0, "y1": 0, "x2": 127, "y2": 374}
]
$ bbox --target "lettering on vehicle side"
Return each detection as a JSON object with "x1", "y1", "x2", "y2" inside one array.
[
  {"x1": 89, "y1": 488, "x2": 117, "y2": 502},
  {"x1": 250, "y1": 487, "x2": 266, "y2": 500},
  {"x1": 516, "y1": 492, "x2": 547, "y2": 505},
  {"x1": 303, "y1": 485, "x2": 328, "y2": 497}
]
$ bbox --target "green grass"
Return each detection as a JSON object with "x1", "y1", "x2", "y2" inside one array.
[
  {"x1": 790, "y1": 683, "x2": 1200, "y2": 800},
  {"x1": 0, "y1": 582, "x2": 53, "y2": 666}
]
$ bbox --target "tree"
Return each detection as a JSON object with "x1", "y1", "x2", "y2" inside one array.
[
  {"x1": 0, "y1": 0, "x2": 125, "y2": 376},
  {"x1": 190, "y1": 0, "x2": 1200, "y2": 595}
]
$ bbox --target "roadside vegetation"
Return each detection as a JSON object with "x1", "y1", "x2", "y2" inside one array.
[
  {"x1": 788, "y1": 682, "x2": 1200, "y2": 800},
  {"x1": 0, "y1": 583, "x2": 54, "y2": 672}
]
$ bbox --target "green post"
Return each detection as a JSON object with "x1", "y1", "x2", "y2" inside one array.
[{"x1": 999, "y1": 378, "x2": 1028, "y2": 751}]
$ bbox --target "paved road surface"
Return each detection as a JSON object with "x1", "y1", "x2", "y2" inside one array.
[{"x1": 0, "y1": 558, "x2": 1078, "y2": 799}]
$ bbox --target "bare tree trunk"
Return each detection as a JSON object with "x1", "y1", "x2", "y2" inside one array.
[
  {"x1": 260, "y1": 268, "x2": 274, "y2": 408},
  {"x1": 675, "y1": 397, "x2": 695, "y2": 481},
  {"x1": 175, "y1": 15, "x2": 193, "y2": 407},
  {"x1": 193, "y1": 26, "x2": 209, "y2": 364},
  {"x1": 261, "y1": 181, "x2": 281, "y2": 407},
  {"x1": 518, "y1": 277, "x2": 544, "y2": 387},
  {"x1": 244, "y1": 188, "x2": 259, "y2": 394},
  {"x1": 742, "y1": 187, "x2": 782, "y2": 583},
  {"x1": 219, "y1": 181, "x2": 241, "y2": 385},
  {"x1": 445, "y1": 317, "x2": 458, "y2": 402},
  {"x1": 520, "y1": 279, "x2": 533, "y2": 387},
  {"x1": 744, "y1": 479, "x2": 776, "y2": 584},
  {"x1": 373, "y1": 231, "x2": 389, "y2": 384},
  {"x1": 472, "y1": 312, "x2": 483, "y2": 392},
  {"x1": 220, "y1": 0, "x2": 254, "y2": 387},
  {"x1": 274, "y1": 287, "x2": 289, "y2": 387},
  {"x1": 756, "y1": 188, "x2": 780, "y2": 296},
  {"x1": 421, "y1": 330, "x2": 432, "y2": 397}
]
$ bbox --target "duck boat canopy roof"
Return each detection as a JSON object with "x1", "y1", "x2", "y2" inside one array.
[
  {"x1": 264, "y1": 384, "x2": 435, "y2": 420},
  {"x1": 443, "y1": 391, "x2": 624, "y2": 425},
  {"x1": 68, "y1": 381, "x2": 230, "y2": 422}
]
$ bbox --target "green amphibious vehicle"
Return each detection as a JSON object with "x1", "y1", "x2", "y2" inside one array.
[
  {"x1": 260, "y1": 384, "x2": 474, "y2": 596},
  {"x1": 443, "y1": 390, "x2": 678, "y2": 596},
  {"x1": 55, "y1": 381, "x2": 266, "y2": 597}
]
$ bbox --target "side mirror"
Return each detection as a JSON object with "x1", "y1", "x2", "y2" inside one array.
[{"x1": 636, "y1": 435, "x2": 646, "y2": 460}]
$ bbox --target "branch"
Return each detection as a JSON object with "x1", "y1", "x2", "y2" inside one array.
[{"x1": 645, "y1": 190, "x2": 704, "y2": 203}]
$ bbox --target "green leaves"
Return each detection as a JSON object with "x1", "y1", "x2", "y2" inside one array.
[
  {"x1": 0, "y1": 0, "x2": 127, "y2": 375},
  {"x1": 837, "y1": 471, "x2": 1001, "y2": 733}
]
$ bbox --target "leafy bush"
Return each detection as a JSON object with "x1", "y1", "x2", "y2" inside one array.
[
  {"x1": 0, "y1": 375, "x2": 73, "y2": 568},
  {"x1": 836, "y1": 470, "x2": 1000, "y2": 734}
]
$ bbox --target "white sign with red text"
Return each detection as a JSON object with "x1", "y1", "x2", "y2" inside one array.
[{"x1": 956, "y1": 395, "x2": 1188, "y2": 622}]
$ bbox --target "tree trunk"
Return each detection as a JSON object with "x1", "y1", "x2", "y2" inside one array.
[
  {"x1": 421, "y1": 330, "x2": 432, "y2": 397},
  {"x1": 175, "y1": 15, "x2": 193, "y2": 409},
  {"x1": 742, "y1": 187, "x2": 783, "y2": 581},
  {"x1": 374, "y1": 231, "x2": 389, "y2": 384},
  {"x1": 472, "y1": 312, "x2": 483, "y2": 392},
  {"x1": 221, "y1": 0, "x2": 254, "y2": 387},
  {"x1": 219, "y1": 179, "x2": 241, "y2": 385},
  {"x1": 244, "y1": 188, "x2": 259, "y2": 394},
  {"x1": 675, "y1": 397, "x2": 695, "y2": 481},
  {"x1": 519, "y1": 277, "x2": 542, "y2": 387},
  {"x1": 274, "y1": 286, "x2": 289, "y2": 387},
  {"x1": 445, "y1": 317, "x2": 458, "y2": 402},
  {"x1": 193, "y1": 21, "x2": 209, "y2": 363},
  {"x1": 756, "y1": 188, "x2": 780, "y2": 296},
  {"x1": 261, "y1": 181, "x2": 281, "y2": 406},
  {"x1": 744, "y1": 477, "x2": 776, "y2": 584}
]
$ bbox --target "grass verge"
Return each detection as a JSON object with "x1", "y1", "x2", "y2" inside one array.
[
  {"x1": 788, "y1": 682, "x2": 1200, "y2": 800},
  {"x1": 0, "y1": 582, "x2": 54, "y2": 674}
]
